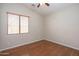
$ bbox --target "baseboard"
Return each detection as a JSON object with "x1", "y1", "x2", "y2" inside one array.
[
  {"x1": 45, "y1": 39, "x2": 79, "y2": 51},
  {"x1": 0, "y1": 39, "x2": 79, "y2": 52},
  {"x1": 0, "y1": 39, "x2": 42, "y2": 52}
]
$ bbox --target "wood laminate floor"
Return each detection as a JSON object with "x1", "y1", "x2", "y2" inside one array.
[{"x1": 0, "y1": 40, "x2": 79, "y2": 56}]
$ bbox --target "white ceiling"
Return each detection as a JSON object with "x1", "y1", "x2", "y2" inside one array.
[{"x1": 22, "y1": 3, "x2": 78, "y2": 16}]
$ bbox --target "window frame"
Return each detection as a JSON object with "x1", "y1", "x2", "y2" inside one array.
[{"x1": 7, "y1": 12, "x2": 29, "y2": 35}]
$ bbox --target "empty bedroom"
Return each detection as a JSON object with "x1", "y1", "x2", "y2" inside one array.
[{"x1": 0, "y1": 3, "x2": 79, "y2": 56}]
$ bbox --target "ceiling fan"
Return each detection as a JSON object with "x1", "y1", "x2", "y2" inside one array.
[{"x1": 32, "y1": 3, "x2": 50, "y2": 8}]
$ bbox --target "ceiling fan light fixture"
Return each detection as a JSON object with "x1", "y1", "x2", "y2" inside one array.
[{"x1": 32, "y1": 3, "x2": 50, "y2": 8}]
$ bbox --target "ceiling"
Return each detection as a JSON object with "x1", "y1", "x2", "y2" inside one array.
[{"x1": 23, "y1": 3, "x2": 78, "y2": 16}]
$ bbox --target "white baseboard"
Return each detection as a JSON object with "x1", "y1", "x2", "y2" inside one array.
[
  {"x1": 45, "y1": 39, "x2": 79, "y2": 50},
  {"x1": 0, "y1": 39, "x2": 42, "y2": 52},
  {"x1": 0, "y1": 39, "x2": 79, "y2": 52}
]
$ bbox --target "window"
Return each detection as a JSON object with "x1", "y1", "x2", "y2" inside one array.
[
  {"x1": 8, "y1": 12, "x2": 28, "y2": 34},
  {"x1": 20, "y1": 16, "x2": 28, "y2": 33}
]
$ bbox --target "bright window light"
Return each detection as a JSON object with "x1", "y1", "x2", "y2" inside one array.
[
  {"x1": 8, "y1": 13, "x2": 28, "y2": 34},
  {"x1": 20, "y1": 16, "x2": 28, "y2": 33}
]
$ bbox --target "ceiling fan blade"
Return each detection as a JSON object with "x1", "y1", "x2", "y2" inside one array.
[
  {"x1": 45, "y1": 3, "x2": 50, "y2": 6},
  {"x1": 37, "y1": 4, "x2": 40, "y2": 7}
]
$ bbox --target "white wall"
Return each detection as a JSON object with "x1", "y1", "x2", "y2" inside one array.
[
  {"x1": 0, "y1": 3, "x2": 43, "y2": 51},
  {"x1": 0, "y1": 4, "x2": 2, "y2": 49},
  {"x1": 45, "y1": 5, "x2": 79, "y2": 50}
]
